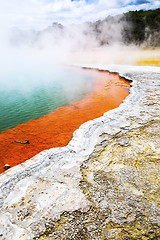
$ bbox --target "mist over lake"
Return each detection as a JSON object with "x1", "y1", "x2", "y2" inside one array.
[{"x1": 0, "y1": 64, "x2": 95, "y2": 133}]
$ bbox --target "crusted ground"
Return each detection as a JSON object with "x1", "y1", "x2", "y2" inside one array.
[{"x1": 38, "y1": 121, "x2": 160, "y2": 240}]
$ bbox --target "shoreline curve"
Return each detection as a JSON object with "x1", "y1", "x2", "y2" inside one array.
[
  {"x1": 0, "y1": 65, "x2": 159, "y2": 240},
  {"x1": 0, "y1": 68, "x2": 130, "y2": 173}
]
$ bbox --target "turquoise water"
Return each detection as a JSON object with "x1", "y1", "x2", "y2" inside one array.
[{"x1": 0, "y1": 67, "x2": 95, "y2": 133}]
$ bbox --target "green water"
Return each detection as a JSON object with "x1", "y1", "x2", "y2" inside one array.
[{"x1": 0, "y1": 67, "x2": 95, "y2": 133}]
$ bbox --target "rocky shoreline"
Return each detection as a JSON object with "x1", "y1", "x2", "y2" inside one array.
[
  {"x1": 0, "y1": 65, "x2": 160, "y2": 239},
  {"x1": 0, "y1": 68, "x2": 129, "y2": 174}
]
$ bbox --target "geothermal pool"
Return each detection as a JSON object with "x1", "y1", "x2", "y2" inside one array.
[
  {"x1": 0, "y1": 68, "x2": 130, "y2": 173},
  {"x1": 0, "y1": 66, "x2": 95, "y2": 133}
]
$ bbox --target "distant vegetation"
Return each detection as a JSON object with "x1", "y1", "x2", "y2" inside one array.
[
  {"x1": 92, "y1": 8, "x2": 160, "y2": 46},
  {"x1": 95, "y1": 8, "x2": 160, "y2": 47},
  {"x1": 122, "y1": 8, "x2": 160, "y2": 46},
  {"x1": 11, "y1": 8, "x2": 160, "y2": 48}
]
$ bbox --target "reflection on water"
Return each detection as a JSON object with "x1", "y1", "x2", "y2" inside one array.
[{"x1": 0, "y1": 67, "x2": 95, "y2": 133}]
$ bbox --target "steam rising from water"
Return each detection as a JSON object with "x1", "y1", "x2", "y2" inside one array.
[
  {"x1": 0, "y1": 18, "x2": 146, "y2": 132},
  {"x1": 0, "y1": 26, "x2": 97, "y2": 132},
  {"x1": 0, "y1": 18, "x2": 140, "y2": 83}
]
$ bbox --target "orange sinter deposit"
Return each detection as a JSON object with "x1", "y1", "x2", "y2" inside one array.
[{"x1": 0, "y1": 68, "x2": 131, "y2": 174}]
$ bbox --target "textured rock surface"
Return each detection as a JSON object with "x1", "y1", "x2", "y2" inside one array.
[{"x1": 0, "y1": 65, "x2": 160, "y2": 239}]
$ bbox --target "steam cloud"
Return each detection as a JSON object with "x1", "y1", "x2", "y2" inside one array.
[
  {"x1": 0, "y1": 9, "x2": 158, "y2": 132},
  {"x1": 2, "y1": 18, "x2": 139, "y2": 70},
  {"x1": 1, "y1": 7, "x2": 158, "y2": 90}
]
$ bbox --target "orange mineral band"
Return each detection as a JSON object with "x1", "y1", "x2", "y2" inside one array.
[{"x1": 0, "y1": 68, "x2": 130, "y2": 174}]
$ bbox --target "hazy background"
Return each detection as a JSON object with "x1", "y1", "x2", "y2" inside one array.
[
  {"x1": 0, "y1": 1, "x2": 160, "y2": 70},
  {"x1": 0, "y1": 0, "x2": 159, "y2": 29},
  {"x1": 0, "y1": 1, "x2": 159, "y2": 132},
  {"x1": 5, "y1": 8, "x2": 160, "y2": 67}
]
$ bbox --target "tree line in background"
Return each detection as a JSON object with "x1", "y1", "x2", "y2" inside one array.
[
  {"x1": 94, "y1": 8, "x2": 160, "y2": 46},
  {"x1": 11, "y1": 8, "x2": 160, "y2": 48},
  {"x1": 122, "y1": 8, "x2": 160, "y2": 46}
]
